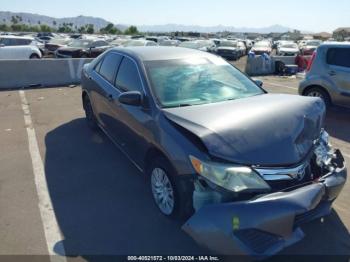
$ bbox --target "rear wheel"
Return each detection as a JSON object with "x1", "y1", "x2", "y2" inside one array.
[
  {"x1": 304, "y1": 86, "x2": 331, "y2": 107},
  {"x1": 149, "y1": 156, "x2": 194, "y2": 220},
  {"x1": 83, "y1": 95, "x2": 98, "y2": 130}
]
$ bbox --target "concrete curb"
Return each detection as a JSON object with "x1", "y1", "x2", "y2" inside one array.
[{"x1": 0, "y1": 58, "x2": 93, "y2": 89}]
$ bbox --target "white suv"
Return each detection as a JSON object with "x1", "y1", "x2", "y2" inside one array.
[{"x1": 0, "y1": 35, "x2": 43, "y2": 59}]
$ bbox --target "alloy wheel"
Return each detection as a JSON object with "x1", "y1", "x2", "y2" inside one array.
[{"x1": 151, "y1": 168, "x2": 175, "y2": 215}]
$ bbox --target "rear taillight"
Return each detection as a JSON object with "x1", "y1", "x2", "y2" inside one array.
[{"x1": 306, "y1": 51, "x2": 316, "y2": 72}]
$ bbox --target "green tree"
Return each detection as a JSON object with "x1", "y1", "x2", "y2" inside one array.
[
  {"x1": 124, "y1": 25, "x2": 139, "y2": 35},
  {"x1": 40, "y1": 24, "x2": 52, "y2": 32},
  {"x1": 78, "y1": 26, "x2": 86, "y2": 34},
  {"x1": 0, "y1": 24, "x2": 10, "y2": 31},
  {"x1": 11, "y1": 16, "x2": 18, "y2": 24},
  {"x1": 100, "y1": 23, "x2": 121, "y2": 35},
  {"x1": 86, "y1": 24, "x2": 94, "y2": 34}
]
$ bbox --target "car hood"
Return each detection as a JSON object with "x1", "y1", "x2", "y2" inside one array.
[
  {"x1": 162, "y1": 94, "x2": 325, "y2": 166},
  {"x1": 279, "y1": 48, "x2": 299, "y2": 52},
  {"x1": 252, "y1": 47, "x2": 271, "y2": 51}
]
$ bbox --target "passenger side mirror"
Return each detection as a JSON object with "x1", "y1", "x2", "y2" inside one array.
[
  {"x1": 255, "y1": 80, "x2": 263, "y2": 87},
  {"x1": 118, "y1": 91, "x2": 142, "y2": 106}
]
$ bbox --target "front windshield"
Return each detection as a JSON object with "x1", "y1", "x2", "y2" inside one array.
[
  {"x1": 254, "y1": 42, "x2": 270, "y2": 47},
  {"x1": 281, "y1": 44, "x2": 298, "y2": 48},
  {"x1": 219, "y1": 41, "x2": 237, "y2": 47},
  {"x1": 146, "y1": 57, "x2": 264, "y2": 108},
  {"x1": 69, "y1": 40, "x2": 92, "y2": 48}
]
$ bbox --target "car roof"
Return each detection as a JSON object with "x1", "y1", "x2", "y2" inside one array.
[
  {"x1": 320, "y1": 41, "x2": 350, "y2": 48},
  {"x1": 109, "y1": 46, "x2": 217, "y2": 61},
  {"x1": 0, "y1": 35, "x2": 34, "y2": 40}
]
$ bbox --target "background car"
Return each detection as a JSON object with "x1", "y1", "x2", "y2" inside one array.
[
  {"x1": 178, "y1": 40, "x2": 216, "y2": 52},
  {"x1": 0, "y1": 35, "x2": 45, "y2": 54},
  {"x1": 277, "y1": 42, "x2": 300, "y2": 56},
  {"x1": 299, "y1": 42, "x2": 350, "y2": 108},
  {"x1": 251, "y1": 41, "x2": 272, "y2": 55},
  {"x1": 55, "y1": 39, "x2": 111, "y2": 58},
  {"x1": 44, "y1": 38, "x2": 71, "y2": 55},
  {"x1": 0, "y1": 43, "x2": 42, "y2": 59},
  {"x1": 301, "y1": 40, "x2": 322, "y2": 55},
  {"x1": 215, "y1": 40, "x2": 240, "y2": 60}
]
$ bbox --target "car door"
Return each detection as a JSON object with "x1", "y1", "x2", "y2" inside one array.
[
  {"x1": 0, "y1": 45, "x2": 28, "y2": 59},
  {"x1": 112, "y1": 56, "x2": 153, "y2": 166},
  {"x1": 87, "y1": 52, "x2": 124, "y2": 139},
  {"x1": 326, "y1": 47, "x2": 350, "y2": 107}
]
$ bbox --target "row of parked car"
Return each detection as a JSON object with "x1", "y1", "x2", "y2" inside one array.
[
  {"x1": 0, "y1": 32, "x2": 257, "y2": 60},
  {"x1": 274, "y1": 39, "x2": 323, "y2": 56}
]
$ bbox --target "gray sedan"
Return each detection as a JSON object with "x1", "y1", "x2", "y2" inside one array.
[{"x1": 81, "y1": 47, "x2": 346, "y2": 258}]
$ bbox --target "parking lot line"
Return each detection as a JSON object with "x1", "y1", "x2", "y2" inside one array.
[
  {"x1": 263, "y1": 81, "x2": 298, "y2": 90},
  {"x1": 19, "y1": 90, "x2": 66, "y2": 261}
]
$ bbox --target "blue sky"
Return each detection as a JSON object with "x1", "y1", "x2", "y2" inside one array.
[{"x1": 1, "y1": 0, "x2": 349, "y2": 32}]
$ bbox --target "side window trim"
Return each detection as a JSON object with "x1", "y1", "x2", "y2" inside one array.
[
  {"x1": 94, "y1": 53, "x2": 121, "y2": 84},
  {"x1": 114, "y1": 55, "x2": 146, "y2": 94},
  {"x1": 113, "y1": 56, "x2": 125, "y2": 92},
  {"x1": 94, "y1": 57, "x2": 104, "y2": 73}
]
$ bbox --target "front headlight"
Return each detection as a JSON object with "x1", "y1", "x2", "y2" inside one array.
[{"x1": 190, "y1": 156, "x2": 270, "y2": 193}]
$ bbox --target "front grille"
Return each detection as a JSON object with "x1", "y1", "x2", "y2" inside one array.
[{"x1": 234, "y1": 229, "x2": 281, "y2": 254}]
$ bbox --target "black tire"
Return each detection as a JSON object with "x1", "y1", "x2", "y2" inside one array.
[
  {"x1": 304, "y1": 86, "x2": 331, "y2": 107},
  {"x1": 83, "y1": 95, "x2": 99, "y2": 130},
  {"x1": 30, "y1": 54, "x2": 40, "y2": 59},
  {"x1": 148, "y1": 156, "x2": 194, "y2": 220}
]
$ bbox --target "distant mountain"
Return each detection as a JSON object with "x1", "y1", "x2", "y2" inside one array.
[
  {"x1": 0, "y1": 11, "x2": 111, "y2": 30},
  {"x1": 137, "y1": 24, "x2": 296, "y2": 33},
  {"x1": 0, "y1": 11, "x2": 308, "y2": 34}
]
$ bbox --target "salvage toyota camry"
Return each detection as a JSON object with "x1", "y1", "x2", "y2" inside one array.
[{"x1": 81, "y1": 47, "x2": 346, "y2": 258}]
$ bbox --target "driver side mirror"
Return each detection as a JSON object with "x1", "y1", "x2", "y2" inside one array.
[
  {"x1": 0, "y1": 44, "x2": 4, "y2": 47},
  {"x1": 255, "y1": 80, "x2": 263, "y2": 87},
  {"x1": 118, "y1": 91, "x2": 142, "y2": 106}
]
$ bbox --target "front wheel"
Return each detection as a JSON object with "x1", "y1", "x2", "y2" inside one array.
[
  {"x1": 149, "y1": 157, "x2": 194, "y2": 220},
  {"x1": 304, "y1": 87, "x2": 331, "y2": 107}
]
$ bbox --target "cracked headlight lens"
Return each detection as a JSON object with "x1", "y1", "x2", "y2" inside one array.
[{"x1": 190, "y1": 156, "x2": 270, "y2": 193}]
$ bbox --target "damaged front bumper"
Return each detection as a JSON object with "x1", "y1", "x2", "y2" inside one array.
[{"x1": 182, "y1": 151, "x2": 347, "y2": 258}]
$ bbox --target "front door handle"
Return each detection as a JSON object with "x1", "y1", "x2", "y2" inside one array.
[{"x1": 329, "y1": 70, "x2": 336, "y2": 76}]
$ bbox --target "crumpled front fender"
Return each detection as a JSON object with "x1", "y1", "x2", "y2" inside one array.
[{"x1": 183, "y1": 164, "x2": 347, "y2": 258}]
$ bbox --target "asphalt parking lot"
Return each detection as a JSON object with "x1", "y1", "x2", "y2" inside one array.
[{"x1": 0, "y1": 77, "x2": 349, "y2": 261}]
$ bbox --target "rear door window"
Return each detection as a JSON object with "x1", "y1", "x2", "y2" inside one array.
[
  {"x1": 98, "y1": 53, "x2": 122, "y2": 83},
  {"x1": 115, "y1": 57, "x2": 143, "y2": 92},
  {"x1": 327, "y1": 48, "x2": 350, "y2": 68}
]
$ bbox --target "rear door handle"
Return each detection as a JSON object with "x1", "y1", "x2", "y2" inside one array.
[{"x1": 329, "y1": 70, "x2": 336, "y2": 76}]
